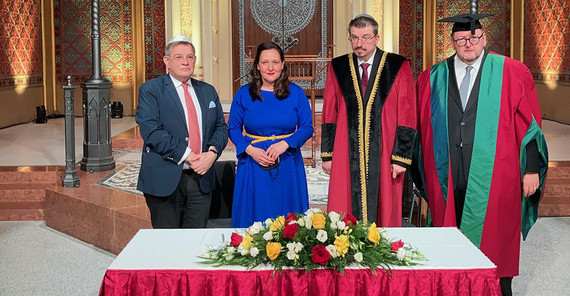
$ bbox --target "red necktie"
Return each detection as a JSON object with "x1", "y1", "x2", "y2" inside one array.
[
  {"x1": 182, "y1": 82, "x2": 201, "y2": 153},
  {"x1": 361, "y1": 63, "x2": 370, "y2": 95}
]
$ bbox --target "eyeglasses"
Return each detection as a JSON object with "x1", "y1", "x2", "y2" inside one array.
[
  {"x1": 348, "y1": 35, "x2": 377, "y2": 44},
  {"x1": 452, "y1": 33, "x2": 484, "y2": 47}
]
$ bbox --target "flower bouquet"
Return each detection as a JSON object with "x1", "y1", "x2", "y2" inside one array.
[{"x1": 200, "y1": 209, "x2": 425, "y2": 274}]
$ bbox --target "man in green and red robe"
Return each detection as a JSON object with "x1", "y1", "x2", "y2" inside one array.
[
  {"x1": 321, "y1": 14, "x2": 417, "y2": 226},
  {"x1": 415, "y1": 13, "x2": 548, "y2": 295}
]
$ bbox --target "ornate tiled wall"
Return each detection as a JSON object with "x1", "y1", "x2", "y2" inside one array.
[
  {"x1": 54, "y1": 0, "x2": 132, "y2": 83},
  {"x1": 524, "y1": 0, "x2": 569, "y2": 83},
  {"x1": 144, "y1": 0, "x2": 166, "y2": 80},
  {"x1": 436, "y1": 0, "x2": 510, "y2": 62},
  {"x1": 0, "y1": 0, "x2": 43, "y2": 88},
  {"x1": 399, "y1": 0, "x2": 424, "y2": 77}
]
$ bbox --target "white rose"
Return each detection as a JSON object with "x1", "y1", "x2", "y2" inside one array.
[
  {"x1": 238, "y1": 246, "x2": 248, "y2": 256},
  {"x1": 325, "y1": 245, "x2": 338, "y2": 258},
  {"x1": 249, "y1": 222, "x2": 264, "y2": 235},
  {"x1": 264, "y1": 218, "x2": 273, "y2": 226},
  {"x1": 208, "y1": 251, "x2": 219, "y2": 259},
  {"x1": 294, "y1": 242, "x2": 303, "y2": 252},
  {"x1": 286, "y1": 250, "x2": 297, "y2": 260},
  {"x1": 304, "y1": 208, "x2": 321, "y2": 217},
  {"x1": 316, "y1": 230, "x2": 328, "y2": 243},
  {"x1": 297, "y1": 217, "x2": 305, "y2": 227},
  {"x1": 250, "y1": 247, "x2": 259, "y2": 257},
  {"x1": 336, "y1": 221, "x2": 347, "y2": 231},
  {"x1": 406, "y1": 250, "x2": 413, "y2": 259},
  {"x1": 329, "y1": 211, "x2": 340, "y2": 223},
  {"x1": 354, "y1": 252, "x2": 363, "y2": 262},
  {"x1": 263, "y1": 231, "x2": 273, "y2": 241},
  {"x1": 380, "y1": 229, "x2": 389, "y2": 240},
  {"x1": 286, "y1": 242, "x2": 296, "y2": 251},
  {"x1": 330, "y1": 222, "x2": 338, "y2": 230},
  {"x1": 227, "y1": 246, "x2": 236, "y2": 254},
  {"x1": 225, "y1": 254, "x2": 234, "y2": 261},
  {"x1": 396, "y1": 247, "x2": 406, "y2": 261},
  {"x1": 304, "y1": 216, "x2": 313, "y2": 229}
]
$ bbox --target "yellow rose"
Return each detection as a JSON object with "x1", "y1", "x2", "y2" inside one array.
[
  {"x1": 241, "y1": 233, "x2": 253, "y2": 249},
  {"x1": 311, "y1": 213, "x2": 326, "y2": 229},
  {"x1": 266, "y1": 242, "x2": 281, "y2": 260},
  {"x1": 334, "y1": 234, "x2": 350, "y2": 256},
  {"x1": 270, "y1": 216, "x2": 285, "y2": 231},
  {"x1": 368, "y1": 223, "x2": 380, "y2": 244}
]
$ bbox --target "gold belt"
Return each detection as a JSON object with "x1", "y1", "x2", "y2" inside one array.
[{"x1": 245, "y1": 132, "x2": 293, "y2": 144}]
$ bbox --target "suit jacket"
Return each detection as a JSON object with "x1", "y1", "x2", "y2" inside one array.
[
  {"x1": 136, "y1": 74, "x2": 228, "y2": 196},
  {"x1": 447, "y1": 50, "x2": 488, "y2": 193}
]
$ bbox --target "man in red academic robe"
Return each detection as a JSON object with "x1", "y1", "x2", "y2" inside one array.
[
  {"x1": 321, "y1": 14, "x2": 417, "y2": 226},
  {"x1": 415, "y1": 13, "x2": 548, "y2": 296}
]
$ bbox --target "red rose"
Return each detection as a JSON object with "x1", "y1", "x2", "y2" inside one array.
[
  {"x1": 391, "y1": 240, "x2": 404, "y2": 253},
  {"x1": 342, "y1": 214, "x2": 358, "y2": 226},
  {"x1": 311, "y1": 245, "x2": 331, "y2": 265},
  {"x1": 283, "y1": 223, "x2": 298, "y2": 239},
  {"x1": 230, "y1": 232, "x2": 243, "y2": 247},
  {"x1": 285, "y1": 212, "x2": 297, "y2": 222}
]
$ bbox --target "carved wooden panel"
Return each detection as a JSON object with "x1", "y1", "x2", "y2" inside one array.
[{"x1": 231, "y1": 0, "x2": 333, "y2": 94}]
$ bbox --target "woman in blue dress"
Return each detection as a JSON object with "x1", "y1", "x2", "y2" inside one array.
[{"x1": 228, "y1": 42, "x2": 314, "y2": 227}]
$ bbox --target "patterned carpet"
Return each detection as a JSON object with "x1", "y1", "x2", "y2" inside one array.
[{"x1": 98, "y1": 148, "x2": 330, "y2": 206}]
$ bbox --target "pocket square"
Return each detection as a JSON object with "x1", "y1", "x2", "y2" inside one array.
[{"x1": 208, "y1": 101, "x2": 216, "y2": 108}]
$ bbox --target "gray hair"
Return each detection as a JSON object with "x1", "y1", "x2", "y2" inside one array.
[
  {"x1": 348, "y1": 14, "x2": 379, "y2": 36},
  {"x1": 165, "y1": 41, "x2": 195, "y2": 56}
]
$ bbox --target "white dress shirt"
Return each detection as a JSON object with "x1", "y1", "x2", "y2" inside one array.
[
  {"x1": 357, "y1": 49, "x2": 377, "y2": 82},
  {"x1": 169, "y1": 74, "x2": 203, "y2": 167},
  {"x1": 453, "y1": 53, "x2": 484, "y2": 106}
]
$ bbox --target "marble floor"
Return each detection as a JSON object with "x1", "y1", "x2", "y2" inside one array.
[{"x1": 0, "y1": 117, "x2": 138, "y2": 166}]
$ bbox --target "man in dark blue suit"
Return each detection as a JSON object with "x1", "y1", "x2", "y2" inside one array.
[{"x1": 136, "y1": 35, "x2": 228, "y2": 228}]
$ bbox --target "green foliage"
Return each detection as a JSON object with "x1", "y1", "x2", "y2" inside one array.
[{"x1": 199, "y1": 209, "x2": 425, "y2": 274}]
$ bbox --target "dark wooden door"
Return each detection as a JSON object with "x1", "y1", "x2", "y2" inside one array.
[{"x1": 231, "y1": 0, "x2": 333, "y2": 94}]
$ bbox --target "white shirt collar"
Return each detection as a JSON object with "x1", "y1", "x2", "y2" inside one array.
[
  {"x1": 358, "y1": 48, "x2": 377, "y2": 66},
  {"x1": 169, "y1": 74, "x2": 192, "y2": 88},
  {"x1": 454, "y1": 50, "x2": 485, "y2": 74}
]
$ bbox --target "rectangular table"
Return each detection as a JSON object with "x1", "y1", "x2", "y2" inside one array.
[{"x1": 99, "y1": 227, "x2": 500, "y2": 296}]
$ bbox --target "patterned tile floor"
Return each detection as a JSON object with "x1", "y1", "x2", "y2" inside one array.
[{"x1": 98, "y1": 147, "x2": 330, "y2": 206}]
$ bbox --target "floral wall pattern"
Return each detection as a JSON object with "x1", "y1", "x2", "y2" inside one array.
[
  {"x1": 0, "y1": 0, "x2": 43, "y2": 88},
  {"x1": 144, "y1": 0, "x2": 166, "y2": 81},
  {"x1": 524, "y1": 0, "x2": 569, "y2": 83},
  {"x1": 436, "y1": 0, "x2": 510, "y2": 62},
  {"x1": 399, "y1": 0, "x2": 424, "y2": 77},
  {"x1": 54, "y1": 0, "x2": 132, "y2": 83}
]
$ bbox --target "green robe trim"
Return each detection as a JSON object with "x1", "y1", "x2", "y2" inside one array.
[
  {"x1": 461, "y1": 54, "x2": 504, "y2": 247},
  {"x1": 520, "y1": 118, "x2": 549, "y2": 239}
]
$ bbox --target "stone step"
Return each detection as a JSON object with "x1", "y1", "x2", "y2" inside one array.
[
  {"x1": 546, "y1": 163, "x2": 570, "y2": 178},
  {"x1": 0, "y1": 184, "x2": 49, "y2": 221},
  {"x1": 542, "y1": 178, "x2": 569, "y2": 197},
  {"x1": 0, "y1": 171, "x2": 60, "y2": 184},
  {"x1": 0, "y1": 185, "x2": 47, "y2": 202},
  {"x1": 0, "y1": 184, "x2": 46, "y2": 203},
  {"x1": 539, "y1": 165, "x2": 570, "y2": 216},
  {"x1": 0, "y1": 208, "x2": 44, "y2": 220}
]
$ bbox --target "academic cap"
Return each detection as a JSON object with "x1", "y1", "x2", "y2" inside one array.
[{"x1": 438, "y1": 13, "x2": 492, "y2": 34}]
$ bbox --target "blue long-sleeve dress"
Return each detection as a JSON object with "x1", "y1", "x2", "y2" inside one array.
[{"x1": 228, "y1": 83, "x2": 314, "y2": 227}]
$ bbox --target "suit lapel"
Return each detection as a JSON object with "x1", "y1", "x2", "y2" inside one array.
[
  {"x1": 447, "y1": 57, "x2": 463, "y2": 112},
  {"x1": 163, "y1": 75, "x2": 187, "y2": 125}
]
